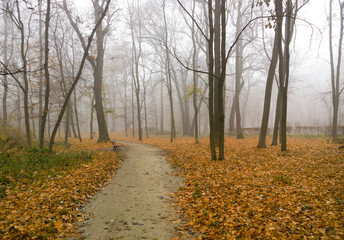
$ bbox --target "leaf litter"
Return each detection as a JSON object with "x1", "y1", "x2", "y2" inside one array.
[{"x1": 117, "y1": 136, "x2": 344, "y2": 239}]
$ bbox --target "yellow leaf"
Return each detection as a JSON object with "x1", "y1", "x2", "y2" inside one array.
[{"x1": 54, "y1": 219, "x2": 63, "y2": 230}]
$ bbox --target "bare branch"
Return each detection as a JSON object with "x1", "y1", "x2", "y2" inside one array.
[{"x1": 176, "y1": 0, "x2": 208, "y2": 41}]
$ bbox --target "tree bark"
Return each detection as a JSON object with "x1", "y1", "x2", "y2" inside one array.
[
  {"x1": 213, "y1": 0, "x2": 221, "y2": 147},
  {"x1": 39, "y1": 0, "x2": 51, "y2": 148},
  {"x1": 49, "y1": 0, "x2": 111, "y2": 151},
  {"x1": 90, "y1": 95, "x2": 95, "y2": 139},
  {"x1": 329, "y1": 0, "x2": 344, "y2": 139},
  {"x1": 208, "y1": 0, "x2": 217, "y2": 160},
  {"x1": 63, "y1": 0, "x2": 110, "y2": 143},
  {"x1": 160, "y1": 80, "x2": 164, "y2": 135},
  {"x1": 192, "y1": 0, "x2": 199, "y2": 144},
  {"x1": 271, "y1": 91, "x2": 281, "y2": 146},
  {"x1": 258, "y1": 30, "x2": 279, "y2": 148},
  {"x1": 2, "y1": 9, "x2": 9, "y2": 123},
  {"x1": 93, "y1": 0, "x2": 110, "y2": 143}
]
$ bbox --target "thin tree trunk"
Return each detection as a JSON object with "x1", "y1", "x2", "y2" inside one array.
[
  {"x1": 234, "y1": 3, "x2": 244, "y2": 140},
  {"x1": 144, "y1": 91, "x2": 149, "y2": 138},
  {"x1": 90, "y1": 95, "x2": 95, "y2": 139},
  {"x1": 213, "y1": 0, "x2": 221, "y2": 147},
  {"x1": 73, "y1": 81, "x2": 82, "y2": 142},
  {"x1": 229, "y1": 98, "x2": 236, "y2": 135},
  {"x1": 258, "y1": 30, "x2": 279, "y2": 148},
  {"x1": 218, "y1": 0, "x2": 226, "y2": 160},
  {"x1": 38, "y1": 0, "x2": 43, "y2": 137},
  {"x1": 69, "y1": 105, "x2": 77, "y2": 138},
  {"x1": 124, "y1": 72, "x2": 128, "y2": 136},
  {"x1": 65, "y1": 102, "x2": 70, "y2": 144},
  {"x1": 271, "y1": 83, "x2": 281, "y2": 146},
  {"x1": 2, "y1": 9, "x2": 8, "y2": 123},
  {"x1": 208, "y1": 0, "x2": 217, "y2": 160},
  {"x1": 132, "y1": 78, "x2": 135, "y2": 138},
  {"x1": 160, "y1": 80, "x2": 164, "y2": 135},
  {"x1": 191, "y1": 0, "x2": 199, "y2": 144},
  {"x1": 17, "y1": 88, "x2": 22, "y2": 129},
  {"x1": 40, "y1": 0, "x2": 51, "y2": 148},
  {"x1": 329, "y1": 0, "x2": 344, "y2": 139},
  {"x1": 49, "y1": 0, "x2": 110, "y2": 151}
]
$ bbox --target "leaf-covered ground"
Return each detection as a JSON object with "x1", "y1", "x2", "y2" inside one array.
[
  {"x1": 0, "y1": 139, "x2": 121, "y2": 239},
  {"x1": 116, "y1": 136, "x2": 344, "y2": 239}
]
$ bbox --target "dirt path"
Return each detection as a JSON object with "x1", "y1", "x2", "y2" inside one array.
[{"x1": 77, "y1": 142, "x2": 183, "y2": 240}]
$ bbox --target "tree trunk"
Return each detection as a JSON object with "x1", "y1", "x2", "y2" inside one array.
[
  {"x1": 2, "y1": 9, "x2": 9, "y2": 123},
  {"x1": 74, "y1": 89, "x2": 82, "y2": 142},
  {"x1": 65, "y1": 102, "x2": 70, "y2": 144},
  {"x1": 217, "y1": 0, "x2": 226, "y2": 160},
  {"x1": 39, "y1": 0, "x2": 51, "y2": 148},
  {"x1": 271, "y1": 78, "x2": 281, "y2": 146},
  {"x1": 208, "y1": 0, "x2": 217, "y2": 160},
  {"x1": 213, "y1": 0, "x2": 221, "y2": 147},
  {"x1": 257, "y1": 30, "x2": 279, "y2": 148},
  {"x1": 144, "y1": 87, "x2": 149, "y2": 138},
  {"x1": 162, "y1": 0, "x2": 176, "y2": 142},
  {"x1": 90, "y1": 95, "x2": 95, "y2": 139},
  {"x1": 124, "y1": 72, "x2": 128, "y2": 136},
  {"x1": 229, "y1": 98, "x2": 236, "y2": 135},
  {"x1": 49, "y1": 0, "x2": 110, "y2": 151},
  {"x1": 329, "y1": 0, "x2": 344, "y2": 139},
  {"x1": 38, "y1": 0, "x2": 43, "y2": 137},
  {"x1": 93, "y1": 0, "x2": 110, "y2": 143},
  {"x1": 129, "y1": 0, "x2": 143, "y2": 141},
  {"x1": 160, "y1": 81, "x2": 164, "y2": 135},
  {"x1": 234, "y1": 3, "x2": 244, "y2": 140},
  {"x1": 132, "y1": 79, "x2": 135, "y2": 138},
  {"x1": 192, "y1": 0, "x2": 199, "y2": 144}
]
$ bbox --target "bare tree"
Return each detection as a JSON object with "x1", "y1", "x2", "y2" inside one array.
[
  {"x1": 258, "y1": 20, "x2": 279, "y2": 148},
  {"x1": 329, "y1": 0, "x2": 344, "y2": 139},
  {"x1": 39, "y1": 0, "x2": 51, "y2": 148},
  {"x1": 6, "y1": 0, "x2": 34, "y2": 146},
  {"x1": 128, "y1": 0, "x2": 143, "y2": 141},
  {"x1": 48, "y1": 0, "x2": 111, "y2": 151},
  {"x1": 63, "y1": 0, "x2": 112, "y2": 143}
]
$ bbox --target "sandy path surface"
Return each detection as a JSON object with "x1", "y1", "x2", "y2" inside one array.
[{"x1": 78, "y1": 142, "x2": 183, "y2": 240}]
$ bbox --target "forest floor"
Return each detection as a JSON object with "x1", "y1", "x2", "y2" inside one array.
[
  {"x1": 1, "y1": 136, "x2": 343, "y2": 239},
  {"x1": 77, "y1": 142, "x2": 185, "y2": 240}
]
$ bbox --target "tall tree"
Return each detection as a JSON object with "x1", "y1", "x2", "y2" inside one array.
[
  {"x1": 257, "y1": 23, "x2": 279, "y2": 148},
  {"x1": 7, "y1": 0, "x2": 33, "y2": 146},
  {"x1": 329, "y1": 0, "x2": 344, "y2": 139},
  {"x1": 128, "y1": 0, "x2": 143, "y2": 141},
  {"x1": 191, "y1": 0, "x2": 199, "y2": 144},
  {"x1": 162, "y1": 0, "x2": 176, "y2": 142},
  {"x1": 39, "y1": 0, "x2": 51, "y2": 148},
  {"x1": 276, "y1": 0, "x2": 300, "y2": 151},
  {"x1": 63, "y1": 0, "x2": 111, "y2": 143},
  {"x1": 2, "y1": 6, "x2": 9, "y2": 123},
  {"x1": 49, "y1": 0, "x2": 111, "y2": 151}
]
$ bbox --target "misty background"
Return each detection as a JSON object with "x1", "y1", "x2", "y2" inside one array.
[{"x1": 0, "y1": 0, "x2": 343, "y2": 143}]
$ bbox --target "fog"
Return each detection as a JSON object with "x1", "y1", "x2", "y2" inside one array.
[{"x1": 0, "y1": 0, "x2": 343, "y2": 142}]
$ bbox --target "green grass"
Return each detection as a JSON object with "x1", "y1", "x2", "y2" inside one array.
[{"x1": 0, "y1": 147, "x2": 94, "y2": 198}]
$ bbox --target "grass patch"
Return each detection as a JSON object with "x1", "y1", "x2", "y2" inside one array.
[
  {"x1": 273, "y1": 173, "x2": 292, "y2": 185},
  {"x1": 0, "y1": 147, "x2": 94, "y2": 198}
]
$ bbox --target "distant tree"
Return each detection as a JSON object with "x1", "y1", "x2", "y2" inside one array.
[
  {"x1": 2, "y1": 5, "x2": 10, "y2": 124},
  {"x1": 6, "y1": 0, "x2": 34, "y2": 146},
  {"x1": 128, "y1": 0, "x2": 143, "y2": 141}
]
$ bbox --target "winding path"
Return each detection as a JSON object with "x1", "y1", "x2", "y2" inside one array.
[{"x1": 78, "y1": 142, "x2": 183, "y2": 240}]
